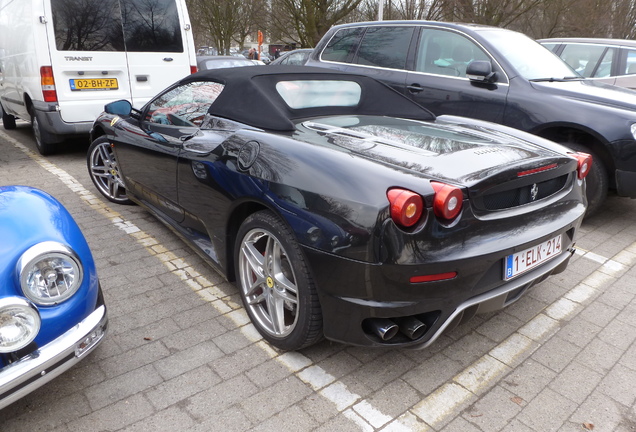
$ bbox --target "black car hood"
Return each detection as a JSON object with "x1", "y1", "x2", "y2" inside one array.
[
  {"x1": 296, "y1": 115, "x2": 569, "y2": 185},
  {"x1": 529, "y1": 79, "x2": 636, "y2": 111}
]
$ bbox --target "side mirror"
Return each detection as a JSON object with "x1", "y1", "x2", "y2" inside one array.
[
  {"x1": 105, "y1": 100, "x2": 133, "y2": 116},
  {"x1": 466, "y1": 61, "x2": 497, "y2": 83}
]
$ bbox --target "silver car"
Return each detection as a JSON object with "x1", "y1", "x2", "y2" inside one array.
[{"x1": 539, "y1": 37, "x2": 636, "y2": 90}]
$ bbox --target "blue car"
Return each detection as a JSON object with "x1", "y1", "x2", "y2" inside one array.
[{"x1": 0, "y1": 186, "x2": 108, "y2": 409}]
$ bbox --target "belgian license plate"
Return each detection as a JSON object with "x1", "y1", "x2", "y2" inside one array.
[
  {"x1": 504, "y1": 235, "x2": 562, "y2": 280},
  {"x1": 70, "y1": 78, "x2": 118, "y2": 91}
]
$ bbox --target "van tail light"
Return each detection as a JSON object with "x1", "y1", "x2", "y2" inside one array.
[
  {"x1": 431, "y1": 182, "x2": 463, "y2": 220},
  {"x1": 40, "y1": 66, "x2": 58, "y2": 102},
  {"x1": 387, "y1": 188, "x2": 424, "y2": 228},
  {"x1": 572, "y1": 152, "x2": 593, "y2": 179},
  {"x1": 190, "y1": 65, "x2": 198, "y2": 74}
]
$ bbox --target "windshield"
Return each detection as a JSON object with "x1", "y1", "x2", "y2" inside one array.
[{"x1": 478, "y1": 29, "x2": 578, "y2": 81}]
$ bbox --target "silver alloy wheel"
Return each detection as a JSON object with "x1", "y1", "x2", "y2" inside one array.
[
  {"x1": 238, "y1": 228, "x2": 299, "y2": 338},
  {"x1": 88, "y1": 139, "x2": 129, "y2": 203}
]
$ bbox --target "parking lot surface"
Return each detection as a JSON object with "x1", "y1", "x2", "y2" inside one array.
[{"x1": 1, "y1": 122, "x2": 635, "y2": 432}]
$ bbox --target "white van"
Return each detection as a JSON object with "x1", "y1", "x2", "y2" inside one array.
[{"x1": 0, "y1": 0, "x2": 197, "y2": 155}]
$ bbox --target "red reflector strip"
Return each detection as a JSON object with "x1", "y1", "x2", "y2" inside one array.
[
  {"x1": 517, "y1": 163, "x2": 558, "y2": 177},
  {"x1": 410, "y1": 272, "x2": 457, "y2": 283}
]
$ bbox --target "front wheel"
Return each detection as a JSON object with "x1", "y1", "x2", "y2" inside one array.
[
  {"x1": 87, "y1": 136, "x2": 132, "y2": 204},
  {"x1": 562, "y1": 143, "x2": 607, "y2": 217},
  {"x1": 235, "y1": 211, "x2": 323, "y2": 350}
]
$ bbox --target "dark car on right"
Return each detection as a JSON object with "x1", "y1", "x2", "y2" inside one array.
[{"x1": 306, "y1": 21, "x2": 636, "y2": 215}]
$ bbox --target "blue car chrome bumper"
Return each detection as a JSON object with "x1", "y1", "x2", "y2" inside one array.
[{"x1": 0, "y1": 305, "x2": 108, "y2": 410}]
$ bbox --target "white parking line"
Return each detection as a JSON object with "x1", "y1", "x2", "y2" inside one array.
[
  {"x1": 386, "y1": 246, "x2": 634, "y2": 431},
  {"x1": 4, "y1": 131, "x2": 634, "y2": 431}
]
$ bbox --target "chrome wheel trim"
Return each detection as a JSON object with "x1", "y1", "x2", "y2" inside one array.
[
  {"x1": 238, "y1": 228, "x2": 299, "y2": 338},
  {"x1": 89, "y1": 140, "x2": 128, "y2": 202}
]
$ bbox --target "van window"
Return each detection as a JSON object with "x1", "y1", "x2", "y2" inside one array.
[
  {"x1": 321, "y1": 27, "x2": 364, "y2": 63},
  {"x1": 416, "y1": 29, "x2": 489, "y2": 77},
  {"x1": 51, "y1": 0, "x2": 183, "y2": 53},
  {"x1": 354, "y1": 26, "x2": 414, "y2": 70}
]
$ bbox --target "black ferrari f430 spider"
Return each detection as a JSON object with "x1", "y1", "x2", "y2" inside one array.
[{"x1": 88, "y1": 66, "x2": 589, "y2": 350}]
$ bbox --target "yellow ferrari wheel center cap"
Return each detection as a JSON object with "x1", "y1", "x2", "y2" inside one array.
[{"x1": 266, "y1": 277, "x2": 274, "y2": 288}]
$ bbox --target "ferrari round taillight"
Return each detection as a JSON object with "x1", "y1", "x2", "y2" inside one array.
[
  {"x1": 431, "y1": 182, "x2": 463, "y2": 220},
  {"x1": 573, "y1": 152, "x2": 593, "y2": 180},
  {"x1": 387, "y1": 188, "x2": 424, "y2": 228}
]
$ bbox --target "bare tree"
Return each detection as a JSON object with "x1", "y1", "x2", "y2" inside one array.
[
  {"x1": 232, "y1": 0, "x2": 268, "y2": 50},
  {"x1": 270, "y1": 0, "x2": 365, "y2": 47},
  {"x1": 438, "y1": 0, "x2": 548, "y2": 28}
]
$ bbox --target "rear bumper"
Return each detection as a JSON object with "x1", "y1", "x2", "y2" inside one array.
[
  {"x1": 608, "y1": 139, "x2": 636, "y2": 197},
  {"x1": 306, "y1": 219, "x2": 581, "y2": 348},
  {"x1": 616, "y1": 169, "x2": 636, "y2": 198},
  {"x1": 0, "y1": 304, "x2": 108, "y2": 409},
  {"x1": 32, "y1": 101, "x2": 92, "y2": 137}
]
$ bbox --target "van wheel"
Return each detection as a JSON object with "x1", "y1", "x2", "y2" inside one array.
[
  {"x1": 29, "y1": 106, "x2": 56, "y2": 155},
  {"x1": 1, "y1": 104, "x2": 16, "y2": 130},
  {"x1": 562, "y1": 143, "x2": 607, "y2": 217}
]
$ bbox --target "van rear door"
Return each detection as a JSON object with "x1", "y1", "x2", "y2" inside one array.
[
  {"x1": 45, "y1": 0, "x2": 133, "y2": 124},
  {"x1": 121, "y1": 0, "x2": 195, "y2": 107},
  {"x1": 44, "y1": 0, "x2": 195, "y2": 125}
]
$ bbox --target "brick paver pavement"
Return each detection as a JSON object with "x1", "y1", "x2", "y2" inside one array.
[{"x1": 0, "y1": 122, "x2": 634, "y2": 432}]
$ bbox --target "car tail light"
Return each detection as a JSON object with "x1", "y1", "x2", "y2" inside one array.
[
  {"x1": 431, "y1": 182, "x2": 463, "y2": 220},
  {"x1": 190, "y1": 65, "x2": 198, "y2": 74},
  {"x1": 387, "y1": 188, "x2": 424, "y2": 228},
  {"x1": 40, "y1": 66, "x2": 58, "y2": 102},
  {"x1": 573, "y1": 152, "x2": 593, "y2": 179}
]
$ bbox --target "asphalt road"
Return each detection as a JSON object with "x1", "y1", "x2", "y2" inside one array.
[{"x1": 1, "y1": 121, "x2": 635, "y2": 432}]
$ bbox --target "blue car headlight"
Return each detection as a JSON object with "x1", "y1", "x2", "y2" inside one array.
[
  {"x1": 0, "y1": 298, "x2": 41, "y2": 353},
  {"x1": 18, "y1": 242, "x2": 83, "y2": 306}
]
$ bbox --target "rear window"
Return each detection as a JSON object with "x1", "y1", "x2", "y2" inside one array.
[
  {"x1": 51, "y1": 0, "x2": 183, "y2": 52},
  {"x1": 276, "y1": 80, "x2": 361, "y2": 109}
]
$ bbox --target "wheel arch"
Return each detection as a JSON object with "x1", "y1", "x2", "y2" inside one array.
[
  {"x1": 90, "y1": 124, "x2": 107, "y2": 143},
  {"x1": 224, "y1": 201, "x2": 271, "y2": 282},
  {"x1": 534, "y1": 124, "x2": 614, "y2": 186}
]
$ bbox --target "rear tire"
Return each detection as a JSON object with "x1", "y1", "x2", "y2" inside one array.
[
  {"x1": 562, "y1": 142, "x2": 607, "y2": 217},
  {"x1": 30, "y1": 106, "x2": 57, "y2": 155},
  {"x1": 1, "y1": 104, "x2": 16, "y2": 130},
  {"x1": 235, "y1": 211, "x2": 323, "y2": 350}
]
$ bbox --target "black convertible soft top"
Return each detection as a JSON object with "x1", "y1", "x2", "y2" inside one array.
[{"x1": 181, "y1": 65, "x2": 435, "y2": 131}]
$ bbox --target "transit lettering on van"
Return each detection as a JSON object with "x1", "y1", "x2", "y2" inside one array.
[
  {"x1": 0, "y1": 0, "x2": 197, "y2": 155},
  {"x1": 64, "y1": 56, "x2": 93, "y2": 62}
]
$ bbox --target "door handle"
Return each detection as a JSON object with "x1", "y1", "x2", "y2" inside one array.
[{"x1": 407, "y1": 84, "x2": 424, "y2": 93}]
